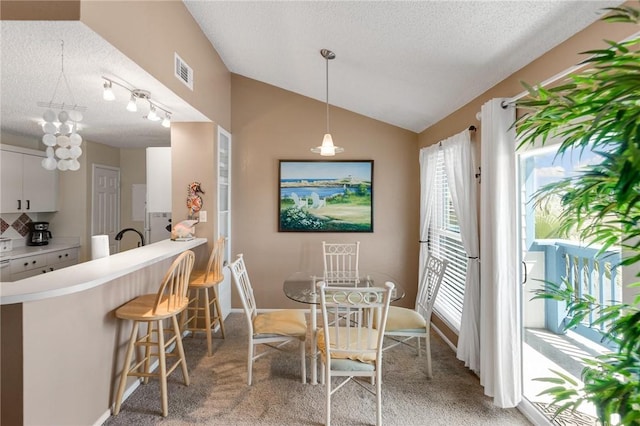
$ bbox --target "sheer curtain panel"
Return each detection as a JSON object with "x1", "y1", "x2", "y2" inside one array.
[
  {"x1": 479, "y1": 98, "x2": 521, "y2": 408},
  {"x1": 440, "y1": 130, "x2": 481, "y2": 374},
  {"x1": 418, "y1": 145, "x2": 439, "y2": 299}
]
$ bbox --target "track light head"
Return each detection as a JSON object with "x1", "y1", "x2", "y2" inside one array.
[
  {"x1": 102, "y1": 80, "x2": 115, "y2": 101},
  {"x1": 126, "y1": 93, "x2": 137, "y2": 112},
  {"x1": 147, "y1": 104, "x2": 160, "y2": 121},
  {"x1": 161, "y1": 113, "x2": 171, "y2": 128}
]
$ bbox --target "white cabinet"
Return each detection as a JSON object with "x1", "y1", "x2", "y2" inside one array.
[
  {"x1": 5, "y1": 247, "x2": 78, "y2": 282},
  {"x1": 10, "y1": 253, "x2": 48, "y2": 277},
  {"x1": 47, "y1": 248, "x2": 78, "y2": 269},
  {"x1": 217, "y1": 126, "x2": 232, "y2": 320},
  {"x1": 0, "y1": 146, "x2": 58, "y2": 213}
]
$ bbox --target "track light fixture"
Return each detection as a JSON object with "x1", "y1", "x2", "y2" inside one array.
[{"x1": 101, "y1": 77, "x2": 171, "y2": 128}]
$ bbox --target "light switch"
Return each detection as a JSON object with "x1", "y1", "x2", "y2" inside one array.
[{"x1": 199, "y1": 210, "x2": 207, "y2": 222}]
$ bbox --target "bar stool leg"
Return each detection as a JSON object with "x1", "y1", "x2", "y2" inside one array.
[
  {"x1": 191, "y1": 290, "x2": 201, "y2": 336},
  {"x1": 204, "y1": 288, "x2": 213, "y2": 356},
  {"x1": 113, "y1": 321, "x2": 139, "y2": 415},
  {"x1": 212, "y1": 286, "x2": 226, "y2": 338},
  {"x1": 172, "y1": 314, "x2": 190, "y2": 385},
  {"x1": 143, "y1": 321, "x2": 153, "y2": 384},
  {"x1": 157, "y1": 319, "x2": 168, "y2": 417}
]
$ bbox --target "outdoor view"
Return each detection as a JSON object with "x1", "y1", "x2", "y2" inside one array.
[
  {"x1": 523, "y1": 143, "x2": 622, "y2": 424},
  {"x1": 531, "y1": 145, "x2": 605, "y2": 240},
  {"x1": 278, "y1": 161, "x2": 373, "y2": 232}
]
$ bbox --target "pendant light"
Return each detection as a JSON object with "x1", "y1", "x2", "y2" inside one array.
[
  {"x1": 37, "y1": 40, "x2": 86, "y2": 171},
  {"x1": 311, "y1": 49, "x2": 344, "y2": 156}
]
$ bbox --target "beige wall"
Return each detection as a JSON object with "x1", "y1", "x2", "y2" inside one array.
[
  {"x1": 0, "y1": 0, "x2": 80, "y2": 20},
  {"x1": 171, "y1": 122, "x2": 218, "y2": 270},
  {"x1": 231, "y1": 74, "x2": 419, "y2": 309}
]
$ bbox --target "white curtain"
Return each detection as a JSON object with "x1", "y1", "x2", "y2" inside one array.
[
  {"x1": 479, "y1": 98, "x2": 521, "y2": 408},
  {"x1": 440, "y1": 130, "x2": 481, "y2": 373},
  {"x1": 418, "y1": 145, "x2": 439, "y2": 296}
]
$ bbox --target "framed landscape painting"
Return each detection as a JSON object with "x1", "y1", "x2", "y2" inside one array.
[{"x1": 278, "y1": 160, "x2": 373, "y2": 232}]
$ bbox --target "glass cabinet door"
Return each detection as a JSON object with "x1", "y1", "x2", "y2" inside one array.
[{"x1": 217, "y1": 126, "x2": 231, "y2": 264}]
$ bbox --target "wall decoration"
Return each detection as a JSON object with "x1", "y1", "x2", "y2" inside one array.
[
  {"x1": 278, "y1": 160, "x2": 373, "y2": 232},
  {"x1": 187, "y1": 181, "x2": 204, "y2": 219}
]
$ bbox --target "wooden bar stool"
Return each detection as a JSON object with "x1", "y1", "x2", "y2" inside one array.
[
  {"x1": 113, "y1": 250, "x2": 195, "y2": 417},
  {"x1": 183, "y1": 236, "x2": 226, "y2": 356}
]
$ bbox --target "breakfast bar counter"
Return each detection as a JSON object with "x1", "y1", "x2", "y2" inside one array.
[
  {"x1": 0, "y1": 238, "x2": 207, "y2": 305},
  {"x1": 0, "y1": 238, "x2": 207, "y2": 426}
]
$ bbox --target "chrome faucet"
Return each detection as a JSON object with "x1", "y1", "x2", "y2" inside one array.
[{"x1": 114, "y1": 228, "x2": 145, "y2": 247}]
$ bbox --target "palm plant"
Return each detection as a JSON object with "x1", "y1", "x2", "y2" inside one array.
[{"x1": 514, "y1": 4, "x2": 640, "y2": 424}]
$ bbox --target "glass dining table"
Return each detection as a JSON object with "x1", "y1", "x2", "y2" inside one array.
[{"x1": 283, "y1": 271, "x2": 405, "y2": 384}]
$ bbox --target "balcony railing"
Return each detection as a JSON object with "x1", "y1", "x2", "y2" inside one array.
[{"x1": 530, "y1": 239, "x2": 621, "y2": 347}]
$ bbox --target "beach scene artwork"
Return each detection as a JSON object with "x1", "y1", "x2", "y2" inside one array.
[{"x1": 279, "y1": 160, "x2": 373, "y2": 232}]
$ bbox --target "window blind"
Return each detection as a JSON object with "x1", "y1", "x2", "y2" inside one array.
[{"x1": 429, "y1": 150, "x2": 468, "y2": 331}]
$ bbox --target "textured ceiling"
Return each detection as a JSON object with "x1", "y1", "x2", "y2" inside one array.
[
  {"x1": 184, "y1": 0, "x2": 622, "y2": 132},
  {"x1": 0, "y1": 21, "x2": 208, "y2": 149},
  {"x1": 0, "y1": 1, "x2": 624, "y2": 149}
]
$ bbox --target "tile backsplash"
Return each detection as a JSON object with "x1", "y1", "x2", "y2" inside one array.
[{"x1": 1, "y1": 213, "x2": 38, "y2": 239}]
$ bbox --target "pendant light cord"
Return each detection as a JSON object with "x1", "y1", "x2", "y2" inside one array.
[
  {"x1": 49, "y1": 40, "x2": 77, "y2": 106},
  {"x1": 325, "y1": 55, "x2": 330, "y2": 134}
]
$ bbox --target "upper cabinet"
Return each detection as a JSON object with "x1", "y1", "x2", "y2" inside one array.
[{"x1": 0, "y1": 145, "x2": 58, "y2": 213}]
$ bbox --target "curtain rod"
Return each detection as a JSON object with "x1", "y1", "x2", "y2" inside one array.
[{"x1": 439, "y1": 125, "x2": 477, "y2": 147}]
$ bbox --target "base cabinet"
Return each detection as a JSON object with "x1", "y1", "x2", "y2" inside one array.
[{"x1": 6, "y1": 248, "x2": 78, "y2": 282}]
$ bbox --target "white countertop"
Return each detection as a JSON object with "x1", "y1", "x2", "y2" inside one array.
[
  {"x1": 0, "y1": 240, "x2": 81, "y2": 260},
  {"x1": 0, "y1": 238, "x2": 207, "y2": 305}
]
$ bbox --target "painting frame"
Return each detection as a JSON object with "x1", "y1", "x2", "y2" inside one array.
[{"x1": 278, "y1": 160, "x2": 374, "y2": 233}]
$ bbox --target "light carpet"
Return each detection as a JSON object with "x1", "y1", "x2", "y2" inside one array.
[{"x1": 104, "y1": 313, "x2": 531, "y2": 426}]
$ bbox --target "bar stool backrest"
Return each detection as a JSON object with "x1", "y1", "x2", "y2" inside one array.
[{"x1": 153, "y1": 250, "x2": 195, "y2": 314}]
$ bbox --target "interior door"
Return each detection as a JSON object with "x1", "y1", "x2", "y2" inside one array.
[{"x1": 92, "y1": 164, "x2": 120, "y2": 255}]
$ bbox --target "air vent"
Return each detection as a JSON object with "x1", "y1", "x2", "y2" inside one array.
[{"x1": 174, "y1": 53, "x2": 193, "y2": 90}]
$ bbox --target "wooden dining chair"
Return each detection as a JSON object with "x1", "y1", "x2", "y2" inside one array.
[
  {"x1": 113, "y1": 250, "x2": 195, "y2": 417},
  {"x1": 382, "y1": 253, "x2": 448, "y2": 378},
  {"x1": 183, "y1": 236, "x2": 226, "y2": 356},
  {"x1": 317, "y1": 280, "x2": 394, "y2": 426},
  {"x1": 229, "y1": 253, "x2": 307, "y2": 385}
]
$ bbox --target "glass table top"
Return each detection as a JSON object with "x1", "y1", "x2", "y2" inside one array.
[{"x1": 283, "y1": 271, "x2": 405, "y2": 305}]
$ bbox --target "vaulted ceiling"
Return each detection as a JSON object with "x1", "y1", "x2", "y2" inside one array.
[{"x1": 0, "y1": 1, "x2": 623, "y2": 148}]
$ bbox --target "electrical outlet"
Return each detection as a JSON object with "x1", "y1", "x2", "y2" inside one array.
[{"x1": 199, "y1": 210, "x2": 207, "y2": 222}]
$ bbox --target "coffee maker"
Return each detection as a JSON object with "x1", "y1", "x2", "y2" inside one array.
[{"x1": 27, "y1": 222, "x2": 52, "y2": 246}]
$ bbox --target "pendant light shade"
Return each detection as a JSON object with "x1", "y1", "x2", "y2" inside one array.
[{"x1": 312, "y1": 49, "x2": 344, "y2": 156}]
